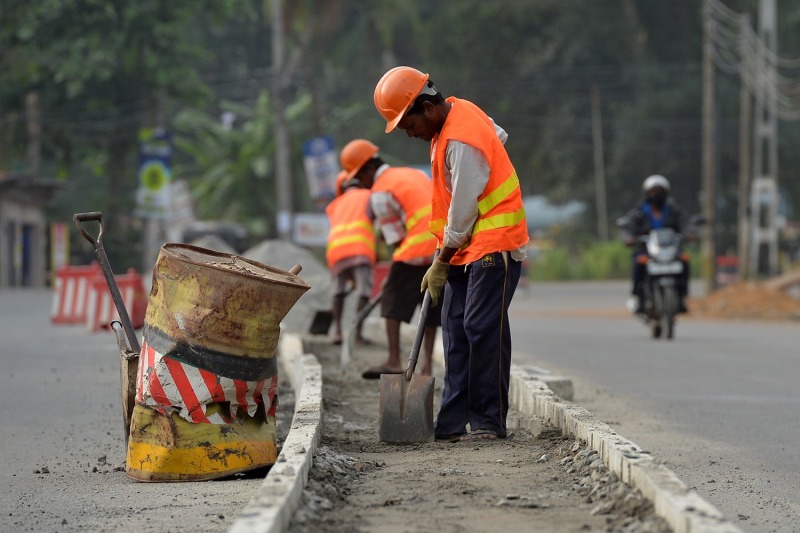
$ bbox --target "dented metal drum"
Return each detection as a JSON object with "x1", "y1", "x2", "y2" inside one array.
[{"x1": 127, "y1": 244, "x2": 309, "y2": 482}]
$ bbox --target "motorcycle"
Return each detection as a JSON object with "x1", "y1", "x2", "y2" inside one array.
[{"x1": 617, "y1": 214, "x2": 704, "y2": 340}]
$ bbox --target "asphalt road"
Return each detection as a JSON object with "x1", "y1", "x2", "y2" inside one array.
[
  {"x1": 509, "y1": 280, "x2": 800, "y2": 533},
  {"x1": 0, "y1": 290, "x2": 262, "y2": 533}
]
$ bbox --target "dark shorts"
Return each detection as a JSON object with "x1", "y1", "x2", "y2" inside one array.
[{"x1": 380, "y1": 261, "x2": 442, "y2": 328}]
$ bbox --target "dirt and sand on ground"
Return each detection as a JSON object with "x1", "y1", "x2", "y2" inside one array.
[
  {"x1": 688, "y1": 280, "x2": 800, "y2": 321},
  {"x1": 283, "y1": 323, "x2": 671, "y2": 533}
]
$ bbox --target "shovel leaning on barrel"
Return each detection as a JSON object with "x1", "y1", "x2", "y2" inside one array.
[
  {"x1": 378, "y1": 288, "x2": 435, "y2": 444},
  {"x1": 73, "y1": 212, "x2": 140, "y2": 439}
]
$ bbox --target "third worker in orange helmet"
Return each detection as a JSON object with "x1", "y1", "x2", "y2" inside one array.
[
  {"x1": 339, "y1": 138, "x2": 441, "y2": 379},
  {"x1": 325, "y1": 170, "x2": 376, "y2": 346},
  {"x1": 374, "y1": 66, "x2": 529, "y2": 443}
]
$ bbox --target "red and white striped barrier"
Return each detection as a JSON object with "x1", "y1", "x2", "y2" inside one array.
[
  {"x1": 85, "y1": 268, "x2": 147, "y2": 332},
  {"x1": 51, "y1": 263, "x2": 101, "y2": 324},
  {"x1": 136, "y1": 340, "x2": 278, "y2": 424}
]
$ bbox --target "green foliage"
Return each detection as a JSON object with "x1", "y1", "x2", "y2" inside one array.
[
  {"x1": 173, "y1": 90, "x2": 312, "y2": 238},
  {"x1": 530, "y1": 247, "x2": 574, "y2": 282},
  {"x1": 530, "y1": 241, "x2": 630, "y2": 282},
  {"x1": 573, "y1": 241, "x2": 631, "y2": 280},
  {"x1": 2, "y1": 0, "x2": 800, "y2": 268}
]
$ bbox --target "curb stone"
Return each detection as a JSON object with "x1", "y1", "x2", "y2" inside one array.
[
  {"x1": 509, "y1": 366, "x2": 744, "y2": 533},
  {"x1": 229, "y1": 334, "x2": 322, "y2": 533}
]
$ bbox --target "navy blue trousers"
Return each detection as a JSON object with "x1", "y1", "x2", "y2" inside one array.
[{"x1": 434, "y1": 252, "x2": 521, "y2": 438}]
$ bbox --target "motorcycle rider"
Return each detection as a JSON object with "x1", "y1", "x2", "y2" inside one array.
[{"x1": 621, "y1": 175, "x2": 690, "y2": 314}]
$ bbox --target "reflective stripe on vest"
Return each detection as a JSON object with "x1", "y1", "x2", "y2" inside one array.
[{"x1": 325, "y1": 189, "x2": 376, "y2": 267}]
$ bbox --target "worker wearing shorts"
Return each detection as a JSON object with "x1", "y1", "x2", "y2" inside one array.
[{"x1": 338, "y1": 139, "x2": 440, "y2": 378}]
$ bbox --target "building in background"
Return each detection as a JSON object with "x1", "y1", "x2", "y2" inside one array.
[{"x1": 0, "y1": 171, "x2": 64, "y2": 288}]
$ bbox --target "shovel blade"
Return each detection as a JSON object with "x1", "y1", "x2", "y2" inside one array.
[
  {"x1": 378, "y1": 374, "x2": 435, "y2": 444},
  {"x1": 120, "y1": 350, "x2": 138, "y2": 439}
]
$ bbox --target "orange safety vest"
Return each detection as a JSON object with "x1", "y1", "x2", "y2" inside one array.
[
  {"x1": 325, "y1": 189, "x2": 376, "y2": 268},
  {"x1": 371, "y1": 167, "x2": 437, "y2": 262},
  {"x1": 430, "y1": 97, "x2": 528, "y2": 266}
]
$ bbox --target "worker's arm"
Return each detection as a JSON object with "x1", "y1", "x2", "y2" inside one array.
[{"x1": 369, "y1": 190, "x2": 406, "y2": 246}]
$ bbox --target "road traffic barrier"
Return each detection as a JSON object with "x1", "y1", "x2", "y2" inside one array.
[
  {"x1": 51, "y1": 263, "x2": 101, "y2": 324},
  {"x1": 126, "y1": 244, "x2": 309, "y2": 482},
  {"x1": 85, "y1": 268, "x2": 147, "y2": 332}
]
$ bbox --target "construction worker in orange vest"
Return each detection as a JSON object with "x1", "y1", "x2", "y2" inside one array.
[
  {"x1": 339, "y1": 139, "x2": 441, "y2": 379},
  {"x1": 325, "y1": 170, "x2": 377, "y2": 345},
  {"x1": 374, "y1": 66, "x2": 529, "y2": 443}
]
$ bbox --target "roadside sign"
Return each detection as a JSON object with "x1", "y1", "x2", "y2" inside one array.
[
  {"x1": 302, "y1": 136, "x2": 339, "y2": 206},
  {"x1": 292, "y1": 212, "x2": 330, "y2": 247},
  {"x1": 135, "y1": 128, "x2": 172, "y2": 218}
]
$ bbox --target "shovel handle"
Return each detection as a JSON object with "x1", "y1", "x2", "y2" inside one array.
[
  {"x1": 73, "y1": 212, "x2": 104, "y2": 246},
  {"x1": 73, "y1": 212, "x2": 141, "y2": 354},
  {"x1": 404, "y1": 289, "x2": 432, "y2": 381}
]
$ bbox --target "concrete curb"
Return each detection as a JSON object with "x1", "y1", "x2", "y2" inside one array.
[
  {"x1": 229, "y1": 334, "x2": 322, "y2": 533},
  {"x1": 509, "y1": 365, "x2": 743, "y2": 533}
]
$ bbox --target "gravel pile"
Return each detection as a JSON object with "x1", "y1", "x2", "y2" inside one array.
[
  {"x1": 290, "y1": 446, "x2": 378, "y2": 530},
  {"x1": 559, "y1": 440, "x2": 671, "y2": 533}
]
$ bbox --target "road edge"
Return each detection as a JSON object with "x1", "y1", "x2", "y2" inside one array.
[
  {"x1": 229, "y1": 333, "x2": 322, "y2": 533},
  {"x1": 509, "y1": 365, "x2": 744, "y2": 533}
]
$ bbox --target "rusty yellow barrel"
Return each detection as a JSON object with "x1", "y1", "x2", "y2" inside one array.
[{"x1": 127, "y1": 244, "x2": 309, "y2": 482}]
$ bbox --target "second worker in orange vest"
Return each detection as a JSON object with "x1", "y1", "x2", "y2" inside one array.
[
  {"x1": 339, "y1": 139, "x2": 441, "y2": 379},
  {"x1": 374, "y1": 66, "x2": 529, "y2": 443}
]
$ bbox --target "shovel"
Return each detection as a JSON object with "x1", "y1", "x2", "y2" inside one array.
[
  {"x1": 73, "y1": 212, "x2": 141, "y2": 439},
  {"x1": 378, "y1": 289, "x2": 435, "y2": 444}
]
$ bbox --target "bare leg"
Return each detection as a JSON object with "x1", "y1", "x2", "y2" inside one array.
[
  {"x1": 331, "y1": 293, "x2": 345, "y2": 344},
  {"x1": 355, "y1": 295, "x2": 371, "y2": 342},
  {"x1": 420, "y1": 326, "x2": 436, "y2": 376},
  {"x1": 382, "y1": 317, "x2": 403, "y2": 369}
]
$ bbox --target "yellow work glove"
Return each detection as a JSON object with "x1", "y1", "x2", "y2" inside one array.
[{"x1": 420, "y1": 258, "x2": 449, "y2": 306}]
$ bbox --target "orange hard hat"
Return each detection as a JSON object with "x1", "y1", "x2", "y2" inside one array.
[
  {"x1": 340, "y1": 139, "x2": 379, "y2": 180},
  {"x1": 374, "y1": 66, "x2": 430, "y2": 133}
]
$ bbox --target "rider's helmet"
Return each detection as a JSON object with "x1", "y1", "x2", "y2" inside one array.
[{"x1": 642, "y1": 175, "x2": 670, "y2": 207}]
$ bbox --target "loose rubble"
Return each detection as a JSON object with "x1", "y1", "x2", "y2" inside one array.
[{"x1": 557, "y1": 439, "x2": 671, "y2": 533}]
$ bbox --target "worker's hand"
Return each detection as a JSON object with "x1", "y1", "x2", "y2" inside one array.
[{"x1": 421, "y1": 258, "x2": 449, "y2": 306}]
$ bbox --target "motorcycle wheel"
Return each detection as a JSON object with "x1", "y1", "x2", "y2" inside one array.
[
  {"x1": 650, "y1": 321, "x2": 662, "y2": 339},
  {"x1": 650, "y1": 286, "x2": 663, "y2": 339},
  {"x1": 661, "y1": 286, "x2": 677, "y2": 340}
]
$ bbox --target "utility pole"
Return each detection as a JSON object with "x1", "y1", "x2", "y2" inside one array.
[
  {"x1": 590, "y1": 85, "x2": 609, "y2": 241},
  {"x1": 25, "y1": 92, "x2": 41, "y2": 181},
  {"x1": 702, "y1": 0, "x2": 718, "y2": 293},
  {"x1": 272, "y1": 0, "x2": 293, "y2": 240},
  {"x1": 749, "y1": 0, "x2": 780, "y2": 277},
  {"x1": 737, "y1": 13, "x2": 753, "y2": 280}
]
